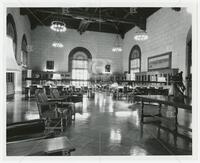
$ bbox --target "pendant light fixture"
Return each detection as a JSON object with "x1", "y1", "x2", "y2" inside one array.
[
  {"x1": 50, "y1": 21, "x2": 67, "y2": 32},
  {"x1": 52, "y1": 30, "x2": 64, "y2": 48},
  {"x1": 50, "y1": 9, "x2": 67, "y2": 33},
  {"x1": 134, "y1": 28, "x2": 148, "y2": 41},
  {"x1": 52, "y1": 41, "x2": 64, "y2": 48},
  {"x1": 50, "y1": 9, "x2": 65, "y2": 48},
  {"x1": 112, "y1": 34, "x2": 123, "y2": 52}
]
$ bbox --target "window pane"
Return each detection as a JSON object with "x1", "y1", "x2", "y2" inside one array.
[
  {"x1": 131, "y1": 58, "x2": 140, "y2": 70},
  {"x1": 72, "y1": 59, "x2": 89, "y2": 86},
  {"x1": 130, "y1": 68, "x2": 140, "y2": 81}
]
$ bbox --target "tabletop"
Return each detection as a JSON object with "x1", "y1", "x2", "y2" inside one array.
[
  {"x1": 7, "y1": 136, "x2": 75, "y2": 156},
  {"x1": 136, "y1": 95, "x2": 192, "y2": 111}
]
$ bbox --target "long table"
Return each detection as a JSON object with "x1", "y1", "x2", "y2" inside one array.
[
  {"x1": 135, "y1": 95, "x2": 192, "y2": 133},
  {"x1": 7, "y1": 136, "x2": 75, "y2": 156}
]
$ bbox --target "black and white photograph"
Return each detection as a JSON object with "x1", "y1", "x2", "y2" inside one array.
[{"x1": 0, "y1": 0, "x2": 199, "y2": 162}]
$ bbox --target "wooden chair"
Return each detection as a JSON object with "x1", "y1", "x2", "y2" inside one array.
[
  {"x1": 43, "y1": 86, "x2": 51, "y2": 97},
  {"x1": 50, "y1": 88, "x2": 67, "y2": 101},
  {"x1": 50, "y1": 89, "x2": 75, "y2": 121},
  {"x1": 35, "y1": 91, "x2": 67, "y2": 132}
]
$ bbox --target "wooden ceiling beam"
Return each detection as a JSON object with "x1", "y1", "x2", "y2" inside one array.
[
  {"x1": 78, "y1": 19, "x2": 91, "y2": 34},
  {"x1": 20, "y1": 8, "x2": 157, "y2": 34},
  {"x1": 35, "y1": 9, "x2": 140, "y2": 25}
]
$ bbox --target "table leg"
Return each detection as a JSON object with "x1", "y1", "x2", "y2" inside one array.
[
  {"x1": 59, "y1": 111, "x2": 64, "y2": 132},
  {"x1": 173, "y1": 133, "x2": 178, "y2": 148},
  {"x1": 140, "y1": 123, "x2": 144, "y2": 139},
  {"x1": 173, "y1": 107, "x2": 178, "y2": 147},
  {"x1": 61, "y1": 117, "x2": 63, "y2": 132},
  {"x1": 141, "y1": 100, "x2": 144, "y2": 123},
  {"x1": 62, "y1": 150, "x2": 70, "y2": 156},
  {"x1": 174, "y1": 107, "x2": 178, "y2": 132},
  {"x1": 158, "y1": 103, "x2": 162, "y2": 117},
  {"x1": 157, "y1": 125, "x2": 161, "y2": 139},
  {"x1": 72, "y1": 104, "x2": 75, "y2": 121}
]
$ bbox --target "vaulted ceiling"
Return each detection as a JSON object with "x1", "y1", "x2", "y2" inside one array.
[{"x1": 20, "y1": 8, "x2": 160, "y2": 38}]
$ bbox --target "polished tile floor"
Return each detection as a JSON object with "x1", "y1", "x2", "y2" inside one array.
[{"x1": 6, "y1": 92, "x2": 192, "y2": 155}]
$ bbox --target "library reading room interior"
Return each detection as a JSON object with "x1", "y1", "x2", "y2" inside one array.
[{"x1": 5, "y1": 7, "x2": 192, "y2": 156}]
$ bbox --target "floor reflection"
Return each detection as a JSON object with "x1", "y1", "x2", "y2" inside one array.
[
  {"x1": 75, "y1": 112, "x2": 90, "y2": 121},
  {"x1": 6, "y1": 92, "x2": 192, "y2": 155},
  {"x1": 110, "y1": 129, "x2": 121, "y2": 145},
  {"x1": 140, "y1": 121, "x2": 192, "y2": 155},
  {"x1": 130, "y1": 146, "x2": 147, "y2": 155}
]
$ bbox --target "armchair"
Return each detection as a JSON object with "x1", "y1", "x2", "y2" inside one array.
[
  {"x1": 35, "y1": 91, "x2": 70, "y2": 132},
  {"x1": 50, "y1": 89, "x2": 75, "y2": 121}
]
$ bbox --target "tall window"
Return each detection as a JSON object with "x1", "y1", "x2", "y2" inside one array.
[
  {"x1": 129, "y1": 45, "x2": 141, "y2": 80},
  {"x1": 21, "y1": 35, "x2": 28, "y2": 67},
  {"x1": 69, "y1": 47, "x2": 92, "y2": 87},
  {"x1": 7, "y1": 14, "x2": 18, "y2": 64}
]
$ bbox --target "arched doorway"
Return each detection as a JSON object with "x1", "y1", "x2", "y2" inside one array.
[
  {"x1": 186, "y1": 27, "x2": 192, "y2": 98},
  {"x1": 68, "y1": 47, "x2": 92, "y2": 86}
]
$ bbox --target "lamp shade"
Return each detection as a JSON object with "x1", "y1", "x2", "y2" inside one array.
[
  {"x1": 6, "y1": 36, "x2": 20, "y2": 71},
  {"x1": 134, "y1": 28, "x2": 148, "y2": 41},
  {"x1": 112, "y1": 35, "x2": 122, "y2": 52}
]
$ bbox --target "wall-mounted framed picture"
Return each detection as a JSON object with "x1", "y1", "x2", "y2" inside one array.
[
  {"x1": 148, "y1": 52, "x2": 172, "y2": 71},
  {"x1": 46, "y1": 60, "x2": 54, "y2": 70},
  {"x1": 105, "y1": 64, "x2": 111, "y2": 72}
]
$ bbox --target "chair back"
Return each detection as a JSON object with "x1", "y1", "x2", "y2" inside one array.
[
  {"x1": 30, "y1": 85, "x2": 38, "y2": 96},
  {"x1": 44, "y1": 86, "x2": 50, "y2": 96},
  {"x1": 50, "y1": 89, "x2": 60, "y2": 99},
  {"x1": 35, "y1": 91, "x2": 50, "y2": 118}
]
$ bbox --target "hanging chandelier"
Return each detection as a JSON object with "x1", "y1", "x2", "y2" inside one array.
[
  {"x1": 112, "y1": 47, "x2": 122, "y2": 52},
  {"x1": 112, "y1": 35, "x2": 123, "y2": 52},
  {"x1": 134, "y1": 30, "x2": 148, "y2": 41},
  {"x1": 50, "y1": 21, "x2": 67, "y2": 32},
  {"x1": 52, "y1": 41, "x2": 64, "y2": 48}
]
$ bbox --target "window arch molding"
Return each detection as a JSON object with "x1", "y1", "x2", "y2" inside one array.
[
  {"x1": 129, "y1": 45, "x2": 141, "y2": 80},
  {"x1": 7, "y1": 13, "x2": 18, "y2": 64},
  {"x1": 68, "y1": 47, "x2": 92, "y2": 86},
  {"x1": 68, "y1": 47, "x2": 92, "y2": 72}
]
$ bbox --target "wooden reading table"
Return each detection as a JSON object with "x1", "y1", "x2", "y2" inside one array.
[
  {"x1": 7, "y1": 136, "x2": 75, "y2": 156},
  {"x1": 135, "y1": 95, "x2": 192, "y2": 135}
]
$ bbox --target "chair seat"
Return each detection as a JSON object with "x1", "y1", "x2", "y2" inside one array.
[
  {"x1": 48, "y1": 97, "x2": 67, "y2": 102},
  {"x1": 42, "y1": 111, "x2": 57, "y2": 119}
]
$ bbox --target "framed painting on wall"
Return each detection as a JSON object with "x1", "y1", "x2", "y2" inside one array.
[
  {"x1": 46, "y1": 60, "x2": 54, "y2": 70},
  {"x1": 105, "y1": 64, "x2": 111, "y2": 72},
  {"x1": 148, "y1": 52, "x2": 172, "y2": 71}
]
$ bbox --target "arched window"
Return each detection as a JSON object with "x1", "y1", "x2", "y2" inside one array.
[
  {"x1": 69, "y1": 47, "x2": 92, "y2": 87},
  {"x1": 7, "y1": 14, "x2": 18, "y2": 64},
  {"x1": 21, "y1": 34, "x2": 28, "y2": 67},
  {"x1": 129, "y1": 45, "x2": 141, "y2": 80}
]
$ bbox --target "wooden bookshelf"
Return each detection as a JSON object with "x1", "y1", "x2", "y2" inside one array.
[{"x1": 135, "y1": 69, "x2": 178, "y2": 85}]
